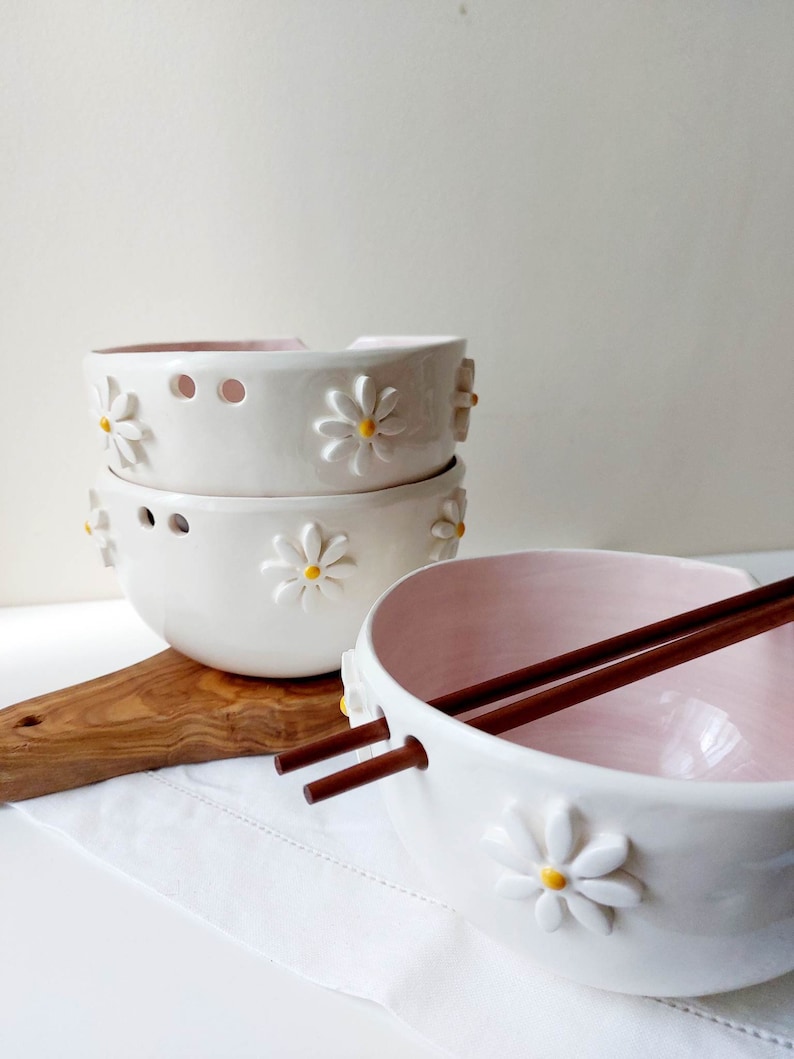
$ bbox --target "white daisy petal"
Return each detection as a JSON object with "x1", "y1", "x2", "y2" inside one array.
[
  {"x1": 115, "y1": 420, "x2": 143, "y2": 441},
  {"x1": 275, "y1": 579, "x2": 304, "y2": 606},
  {"x1": 442, "y1": 499, "x2": 461, "y2": 523},
  {"x1": 301, "y1": 586, "x2": 321, "y2": 613},
  {"x1": 577, "y1": 871, "x2": 643, "y2": 908},
  {"x1": 571, "y1": 835, "x2": 629, "y2": 879},
  {"x1": 355, "y1": 375, "x2": 376, "y2": 416},
  {"x1": 495, "y1": 874, "x2": 540, "y2": 900},
  {"x1": 273, "y1": 536, "x2": 304, "y2": 568},
  {"x1": 326, "y1": 558, "x2": 356, "y2": 579},
  {"x1": 566, "y1": 894, "x2": 614, "y2": 935},
  {"x1": 351, "y1": 444, "x2": 372, "y2": 477},
  {"x1": 430, "y1": 538, "x2": 456, "y2": 561},
  {"x1": 98, "y1": 377, "x2": 110, "y2": 408},
  {"x1": 454, "y1": 407, "x2": 471, "y2": 441},
  {"x1": 114, "y1": 434, "x2": 138, "y2": 464},
  {"x1": 535, "y1": 891, "x2": 564, "y2": 932},
  {"x1": 97, "y1": 426, "x2": 111, "y2": 447},
  {"x1": 322, "y1": 437, "x2": 359, "y2": 463},
  {"x1": 545, "y1": 804, "x2": 575, "y2": 863},
  {"x1": 431, "y1": 519, "x2": 456, "y2": 540},
  {"x1": 327, "y1": 390, "x2": 360, "y2": 424},
  {"x1": 377, "y1": 415, "x2": 406, "y2": 437},
  {"x1": 320, "y1": 534, "x2": 349, "y2": 566},
  {"x1": 300, "y1": 522, "x2": 323, "y2": 564},
  {"x1": 316, "y1": 418, "x2": 354, "y2": 439},
  {"x1": 341, "y1": 650, "x2": 358, "y2": 690},
  {"x1": 455, "y1": 490, "x2": 468, "y2": 520},
  {"x1": 110, "y1": 392, "x2": 132, "y2": 420},
  {"x1": 374, "y1": 387, "x2": 399, "y2": 419},
  {"x1": 456, "y1": 359, "x2": 475, "y2": 390},
  {"x1": 502, "y1": 802, "x2": 543, "y2": 864},
  {"x1": 370, "y1": 436, "x2": 393, "y2": 462},
  {"x1": 318, "y1": 578, "x2": 344, "y2": 601},
  {"x1": 481, "y1": 830, "x2": 533, "y2": 874}
]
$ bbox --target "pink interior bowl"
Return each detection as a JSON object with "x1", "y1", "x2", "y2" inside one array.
[
  {"x1": 371, "y1": 549, "x2": 794, "y2": 782},
  {"x1": 350, "y1": 550, "x2": 794, "y2": 996}
]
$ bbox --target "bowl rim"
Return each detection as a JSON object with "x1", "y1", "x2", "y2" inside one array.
[
  {"x1": 97, "y1": 456, "x2": 466, "y2": 508},
  {"x1": 90, "y1": 335, "x2": 466, "y2": 358},
  {"x1": 358, "y1": 548, "x2": 794, "y2": 807}
]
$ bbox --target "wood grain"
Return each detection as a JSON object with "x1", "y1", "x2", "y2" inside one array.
[{"x1": 0, "y1": 649, "x2": 347, "y2": 802}]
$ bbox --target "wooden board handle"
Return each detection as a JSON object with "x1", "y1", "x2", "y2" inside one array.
[{"x1": 0, "y1": 649, "x2": 347, "y2": 802}]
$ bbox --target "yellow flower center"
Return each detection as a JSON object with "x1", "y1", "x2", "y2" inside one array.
[
  {"x1": 99, "y1": 415, "x2": 111, "y2": 432},
  {"x1": 455, "y1": 521, "x2": 466, "y2": 539},
  {"x1": 540, "y1": 866, "x2": 567, "y2": 891},
  {"x1": 84, "y1": 520, "x2": 92, "y2": 535},
  {"x1": 470, "y1": 392, "x2": 479, "y2": 406},
  {"x1": 303, "y1": 564, "x2": 321, "y2": 581},
  {"x1": 339, "y1": 695, "x2": 348, "y2": 717},
  {"x1": 358, "y1": 417, "x2": 377, "y2": 438}
]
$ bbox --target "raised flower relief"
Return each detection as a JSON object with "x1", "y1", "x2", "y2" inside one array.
[
  {"x1": 263, "y1": 521, "x2": 356, "y2": 613},
  {"x1": 315, "y1": 375, "x2": 407, "y2": 477},
  {"x1": 339, "y1": 649, "x2": 369, "y2": 725},
  {"x1": 481, "y1": 801, "x2": 643, "y2": 936},
  {"x1": 90, "y1": 376, "x2": 146, "y2": 466},
  {"x1": 452, "y1": 358, "x2": 477, "y2": 441},
  {"x1": 84, "y1": 489, "x2": 113, "y2": 567},
  {"x1": 430, "y1": 487, "x2": 467, "y2": 561}
]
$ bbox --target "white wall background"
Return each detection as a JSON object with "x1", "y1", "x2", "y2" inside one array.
[{"x1": 1, "y1": 0, "x2": 793, "y2": 605}]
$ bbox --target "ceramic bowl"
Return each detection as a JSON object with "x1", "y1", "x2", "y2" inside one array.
[
  {"x1": 87, "y1": 459, "x2": 467, "y2": 678},
  {"x1": 84, "y1": 336, "x2": 475, "y2": 496},
  {"x1": 346, "y1": 549, "x2": 794, "y2": 997}
]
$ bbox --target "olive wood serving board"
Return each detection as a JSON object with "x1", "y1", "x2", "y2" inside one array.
[{"x1": 0, "y1": 648, "x2": 347, "y2": 802}]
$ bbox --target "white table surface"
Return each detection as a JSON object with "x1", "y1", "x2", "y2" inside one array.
[{"x1": 1, "y1": 550, "x2": 791, "y2": 1058}]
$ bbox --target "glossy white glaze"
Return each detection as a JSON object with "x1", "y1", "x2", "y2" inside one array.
[
  {"x1": 84, "y1": 337, "x2": 473, "y2": 496},
  {"x1": 90, "y1": 459, "x2": 466, "y2": 677},
  {"x1": 353, "y1": 550, "x2": 794, "y2": 996}
]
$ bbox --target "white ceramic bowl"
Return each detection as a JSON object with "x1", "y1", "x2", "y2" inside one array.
[
  {"x1": 84, "y1": 336, "x2": 475, "y2": 496},
  {"x1": 347, "y1": 550, "x2": 794, "y2": 997},
  {"x1": 87, "y1": 459, "x2": 467, "y2": 678}
]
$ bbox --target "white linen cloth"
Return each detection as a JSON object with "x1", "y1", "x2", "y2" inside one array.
[{"x1": 2, "y1": 565, "x2": 793, "y2": 1059}]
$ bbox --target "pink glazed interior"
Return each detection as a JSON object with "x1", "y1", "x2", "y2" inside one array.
[{"x1": 370, "y1": 551, "x2": 794, "y2": 782}]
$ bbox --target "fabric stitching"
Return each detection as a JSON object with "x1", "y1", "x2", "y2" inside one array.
[
  {"x1": 654, "y1": 998, "x2": 793, "y2": 1050},
  {"x1": 146, "y1": 770, "x2": 453, "y2": 911}
]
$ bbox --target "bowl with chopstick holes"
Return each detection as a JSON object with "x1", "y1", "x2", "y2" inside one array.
[
  {"x1": 88, "y1": 458, "x2": 467, "y2": 678},
  {"x1": 84, "y1": 336, "x2": 475, "y2": 496},
  {"x1": 342, "y1": 549, "x2": 794, "y2": 997}
]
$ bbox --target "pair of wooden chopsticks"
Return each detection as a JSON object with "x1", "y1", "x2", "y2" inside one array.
[{"x1": 274, "y1": 573, "x2": 794, "y2": 803}]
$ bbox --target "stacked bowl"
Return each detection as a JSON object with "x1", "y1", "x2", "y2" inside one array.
[{"x1": 83, "y1": 337, "x2": 476, "y2": 677}]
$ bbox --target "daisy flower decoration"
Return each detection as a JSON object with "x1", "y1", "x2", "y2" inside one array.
[
  {"x1": 89, "y1": 376, "x2": 145, "y2": 466},
  {"x1": 452, "y1": 357, "x2": 477, "y2": 441},
  {"x1": 84, "y1": 489, "x2": 113, "y2": 567},
  {"x1": 315, "y1": 374, "x2": 406, "y2": 477},
  {"x1": 481, "y1": 801, "x2": 643, "y2": 936},
  {"x1": 263, "y1": 521, "x2": 356, "y2": 613},
  {"x1": 430, "y1": 487, "x2": 467, "y2": 561}
]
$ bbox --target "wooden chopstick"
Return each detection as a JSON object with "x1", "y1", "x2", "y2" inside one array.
[
  {"x1": 275, "y1": 716, "x2": 389, "y2": 774},
  {"x1": 468, "y1": 590, "x2": 794, "y2": 736},
  {"x1": 302, "y1": 737, "x2": 427, "y2": 804},
  {"x1": 276, "y1": 574, "x2": 794, "y2": 777},
  {"x1": 299, "y1": 579, "x2": 794, "y2": 803},
  {"x1": 428, "y1": 573, "x2": 794, "y2": 715}
]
